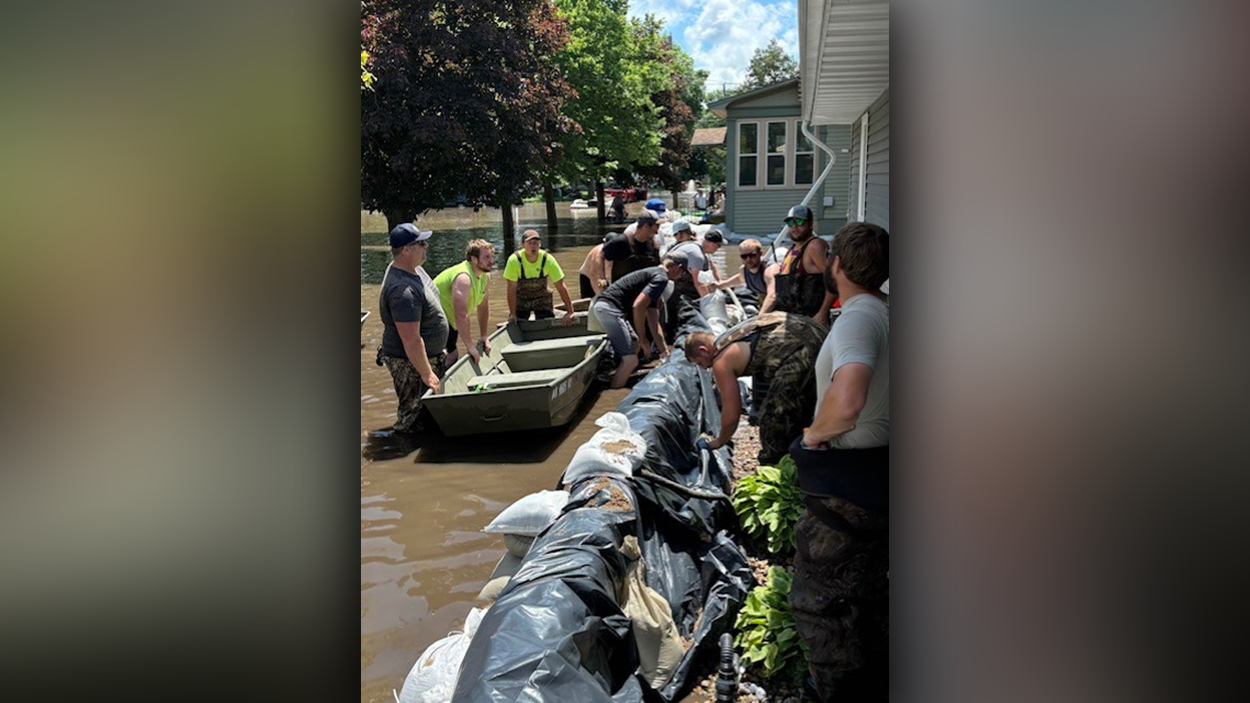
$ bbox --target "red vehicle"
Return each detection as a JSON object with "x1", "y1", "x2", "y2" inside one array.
[{"x1": 604, "y1": 183, "x2": 647, "y2": 204}]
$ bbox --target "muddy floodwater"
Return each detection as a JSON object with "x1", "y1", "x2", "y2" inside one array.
[{"x1": 360, "y1": 202, "x2": 736, "y2": 702}]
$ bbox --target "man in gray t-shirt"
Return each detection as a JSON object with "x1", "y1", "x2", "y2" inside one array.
[
  {"x1": 376, "y1": 224, "x2": 449, "y2": 433},
  {"x1": 788, "y1": 221, "x2": 889, "y2": 702}
]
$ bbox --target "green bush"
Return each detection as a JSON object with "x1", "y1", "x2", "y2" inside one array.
[
  {"x1": 731, "y1": 454, "x2": 802, "y2": 555},
  {"x1": 734, "y1": 566, "x2": 807, "y2": 683}
]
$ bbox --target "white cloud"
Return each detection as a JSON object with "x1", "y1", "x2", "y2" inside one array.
[
  {"x1": 683, "y1": 0, "x2": 798, "y2": 88},
  {"x1": 626, "y1": 0, "x2": 700, "y2": 36}
]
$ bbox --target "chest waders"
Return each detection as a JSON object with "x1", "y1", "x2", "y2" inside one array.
[
  {"x1": 514, "y1": 252, "x2": 555, "y2": 319},
  {"x1": 773, "y1": 238, "x2": 827, "y2": 318}
]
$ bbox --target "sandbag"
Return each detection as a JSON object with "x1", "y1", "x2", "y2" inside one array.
[
  {"x1": 619, "y1": 536, "x2": 684, "y2": 690},
  {"x1": 482, "y1": 490, "x2": 569, "y2": 536},
  {"x1": 561, "y1": 412, "x2": 648, "y2": 486},
  {"x1": 398, "y1": 607, "x2": 488, "y2": 703}
]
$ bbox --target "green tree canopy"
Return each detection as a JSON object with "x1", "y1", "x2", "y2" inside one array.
[
  {"x1": 626, "y1": 15, "x2": 704, "y2": 193},
  {"x1": 743, "y1": 38, "x2": 798, "y2": 90},
  {"x1": 547, "y1": 0, "x2": 664, "y2": 186},
  {"x1": 361, "y1": 0, "x2": 576, "y2": 229}
]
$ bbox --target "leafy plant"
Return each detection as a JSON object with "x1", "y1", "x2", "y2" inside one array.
[
  {"x1": 731, "y1": 454, "x2": 802, "y2": 555},
  {"x1": 734, "y1": 566, "x2": 807, "y2": 683}
]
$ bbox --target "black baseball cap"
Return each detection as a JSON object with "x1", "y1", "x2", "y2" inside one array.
[{"x1": 389, "y1": 223, "x2": 432, "y2": 247}]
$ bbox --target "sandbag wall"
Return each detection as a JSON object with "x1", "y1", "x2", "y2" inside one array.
[{"x1": 452, "y1": 315, "x2": 755, "y2": 702}]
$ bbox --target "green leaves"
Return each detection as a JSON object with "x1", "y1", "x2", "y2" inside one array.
[
  {"x1": 731, "y1": 455, "x2": 802, "y2": 556},
  {"x1": 733, "y1": 566, "x2": 807, "y2": 683}
]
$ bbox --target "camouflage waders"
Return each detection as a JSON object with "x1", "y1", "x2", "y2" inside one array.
[
  {"x1": 513, "y1": 252, "x2": 555, "y2": 320},
  {"x1": 788, "y1": 437, "x2": 889, "y2": 702},
  {"x1": 378, "y1": 350, "x2": 444, "y2": 433},
  {"x1": 715, "y1": 312, "x2": 827, "y2": 465}
]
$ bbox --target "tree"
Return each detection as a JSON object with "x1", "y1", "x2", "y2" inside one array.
[
  {"x1": 361, "y1": 0, "x2": 576, "y2": 231},
  {"x1": 627, "y1": 16, "x2": 704, "y2": 197},
  {"x1": 743, "y1": 39, "x2": 798, "y2": 90},
  {"x1": 546, "y1": 0, "x2": 665, "y2": 220}
]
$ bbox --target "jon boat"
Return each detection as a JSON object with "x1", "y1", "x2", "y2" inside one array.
[{"x1": 421, "y1": 312, "x2": 608, "y2": 436}]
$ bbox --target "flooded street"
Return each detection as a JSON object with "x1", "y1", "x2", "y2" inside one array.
[{"x1": 359, "y1": 202, "x2": 737, "y2": 702}]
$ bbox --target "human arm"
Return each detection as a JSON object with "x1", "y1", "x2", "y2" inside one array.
[
  {"x1": 554, "y1": 279, "x2": 575, "y2": 326},
  {"x1": 506, "y1": 279, "x2": 518, "y2": 322},
  {"x1": 477, "y1": 287, "x2": 491, "y2": 354},
  {"x1": 759, "y1": 264, "x2": 780, "y2": 313},
  {"x1": 451, "y1": 275, "x2": 480, "y2": 362},
  {"x1": 804, "y1": 239, "x2": 833, "y2": 326},
  {"x1": 690, "y1": 266, "x2": 710, "y2": 297},
  {"x1": 713, "y1": 266, "x2": 745, "y2": 292},
  {"x1": 706, "y1": 359, "x2": 742, "y2": 449},
  {"x1": 803, "y1": 363, "x2": 872, "y2": 446},
  {"x1": 396, "y1": 321, "x2": 440, "y2": 392}
]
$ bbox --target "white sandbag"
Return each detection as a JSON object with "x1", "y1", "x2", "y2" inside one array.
[
  {"x1": 503, "y1": 533, "x2": 534, "y2": 558},
  {"x1": 562, "y1": 412, "x2": 647, "y2": 486},
  {"x1": 482, "y1": 490, "x2": 569, "y2": 536},
  {"x1": 397, "y1": 607, "x2": 488, "y2": 703},
  {"x1": 476, "y1": 576, "x2": 510, "y2": 604}
]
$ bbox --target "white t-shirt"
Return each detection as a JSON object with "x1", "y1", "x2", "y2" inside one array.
[{"x1": 813, "y1": 293, "x2": 889, "y2": 448}]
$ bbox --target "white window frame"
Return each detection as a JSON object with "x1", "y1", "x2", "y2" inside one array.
[
  {"x1": 736, "y1": 121, "x2": 760, "y2": 189},
  {"x1": 736, "y1": 118, "x2": 814, "y2": 191},
  {"x1": 857, "y1": 112, "x2": 869, "y2": 220},
  {"x1": 793, "y1": 124, "x2": 816, "y2": 187}
]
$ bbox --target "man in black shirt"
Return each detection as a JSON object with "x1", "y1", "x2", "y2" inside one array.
[
  {"x1": 590, "y1": 255, "x2": 685, "y2": 388},
  {"x1": 376, "y1": 223, "x2": 449, "y2": 433}
]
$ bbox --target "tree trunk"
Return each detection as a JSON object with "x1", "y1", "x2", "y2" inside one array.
[
  {"x1": 501, "y1": 196, "x2": 516, "y2": 255},
  {"x1": 595, "y1": 181, "x2": 606, "y2": 221},
  {"x1": 671, "y1": 189, "x2": 679, "y2": 216},
  {"x1": 384, "y1": 210, "x2": 417, "y2": 235},
  {"x1": 543, "y1": 181, "x2": 558, "y2": 235}
]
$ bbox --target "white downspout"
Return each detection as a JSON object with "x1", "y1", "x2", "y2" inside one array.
[{"x1": 764, "y1": 120, "x2": 838, "y2": 265}]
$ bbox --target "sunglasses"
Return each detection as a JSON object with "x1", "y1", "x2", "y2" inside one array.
[
  {"x1": 524, "y1": 238, "x2": 541, "y2": 244},
  {"x1": 785, "y1": 218, "x2": 807, "y2": 227},
  {"x1": 741, "y1": 252, "x2": 761, "y2": 259}
]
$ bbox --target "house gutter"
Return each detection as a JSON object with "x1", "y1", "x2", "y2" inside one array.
[{"x1": 764, "y1": 120, "x2": 838, "y2": 265}]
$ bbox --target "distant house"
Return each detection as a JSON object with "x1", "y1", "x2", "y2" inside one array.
[{"x1": 708, "y1": 78, "x2": 851, "y2": 239}]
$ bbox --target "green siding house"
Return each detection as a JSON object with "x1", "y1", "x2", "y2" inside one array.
[{"x1": 709, "y1": 78, "x2": 851, "y2": 239}]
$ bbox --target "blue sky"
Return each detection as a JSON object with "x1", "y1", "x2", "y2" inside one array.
[{"x1": 626, "y1": 0, "x2": 799, "y2": 90}]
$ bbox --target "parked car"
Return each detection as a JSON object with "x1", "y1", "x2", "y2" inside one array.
[{"x1": 604, "y1": 183, "x2": 647, "y2": 204}]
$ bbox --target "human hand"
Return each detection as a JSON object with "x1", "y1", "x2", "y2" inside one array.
[
  {"x1": 468, "y1": 345, "x2": 482, "y2": 363},
  {"x1": 422, "y1": 373, "x2": 440, "y2": 393},
  {"x1": 561, "y1": 310, "x2": 575, "y2": 326},
  {"x1": 480, "y1": 339, "x2": 491, "y2": 355},
  {"x1": 507, "y1": 314, "x2": 517, "y2": 323}
]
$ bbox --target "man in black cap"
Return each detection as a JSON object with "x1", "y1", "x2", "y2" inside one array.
[
  {"x1": 376, "y1": 223, "x2": 449, "y2": 433},
  {"x1": 590, "y1": 254, "x2": 686, "y2": 388},
  {"x1": 761, "y1": 204, "x2": 836, "y2": 326},
  {"x1": 602, "y1": 209, "x2": 661, "y2": 282}
]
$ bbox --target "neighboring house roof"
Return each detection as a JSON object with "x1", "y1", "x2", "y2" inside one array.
[
  {"x1": 691, "y1": 127, "x2": 726, "y2": 148},
  {"x1": 708, "y1": 78, "x2": 800, "y2": 118}
]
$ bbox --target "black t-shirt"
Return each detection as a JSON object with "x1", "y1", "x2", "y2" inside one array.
[
  {"x1": 598, "y1": 267, "x2": 668, "y2": 313},
  {"x1": 601, "y1": 232, "x2": 632, "y2": 261},
  {"x1": 379, "y1": 265, "x2": 449, "y2": 358}
]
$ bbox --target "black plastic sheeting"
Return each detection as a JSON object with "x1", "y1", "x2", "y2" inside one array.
[{"x1": 452, "y1": 308, "x2": 756, "y2": 702}]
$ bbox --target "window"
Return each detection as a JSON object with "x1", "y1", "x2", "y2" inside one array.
[
  {"x1": 794, "y1": 126, "x2": 814, "y2": 185},
  {"x1": 736, "y1": 118, "x2": 816, "y2": 190},
  {"x1": 766, "y1": 121, "x2": 787, "y2": 186},
  {"x1": 738, "y1": 123, "x2": 758, "y2": 187}
]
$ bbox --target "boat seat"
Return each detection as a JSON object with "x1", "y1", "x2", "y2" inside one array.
[
  {"x1": 467, "y1": 368, "x2": 567, "y2": 390},
  {"x1": 502, "y1": 335, "x2": 603, "y2": 355}
]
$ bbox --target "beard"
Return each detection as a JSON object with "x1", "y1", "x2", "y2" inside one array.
[
  {"x1": 790, "y1": 226, "x2": 812, "y2": 243},
  {"x1": 824, "y1": 265, "x2": 839, "y2": 298}
]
